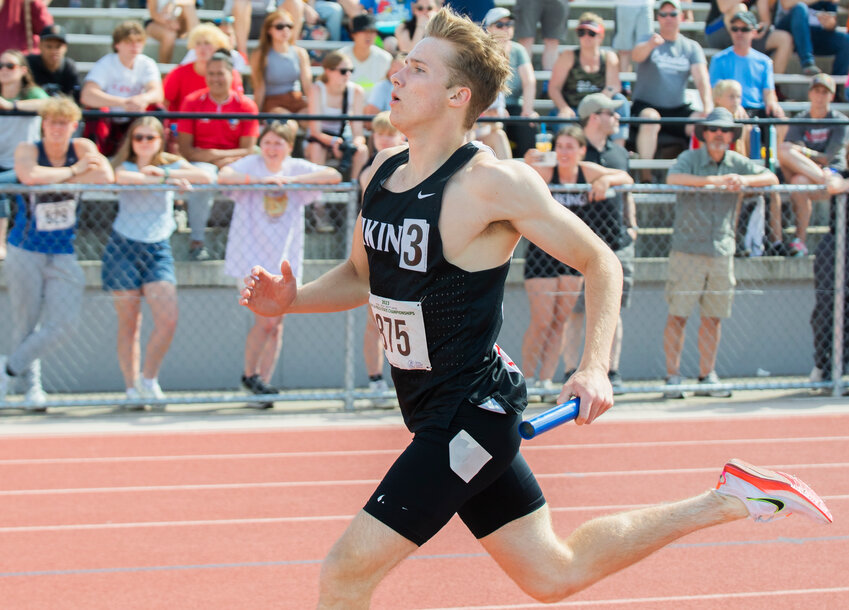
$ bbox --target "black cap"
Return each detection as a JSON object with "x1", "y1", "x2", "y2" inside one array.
[
  {"x1": 351, "y1": 13, "x2": 378, "y2": 34},
  {"x1": 40, "y1": 24, "x2": 67, "y2": 44}
]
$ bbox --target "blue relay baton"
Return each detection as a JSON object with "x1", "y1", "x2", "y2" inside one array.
[{"x1": 518, "y1": 398, "x2": 580, "y2": 440}]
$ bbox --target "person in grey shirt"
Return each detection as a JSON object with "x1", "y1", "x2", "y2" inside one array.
[
  {"x1": 662, "y1": 108, "x2": 778, "y2": 399},
  {"x1": 778, "y1": 74, "x2": 849, "y2": 257},
  {"x1": 629, "y1": 0, "x2": 713, "y2": 181}
]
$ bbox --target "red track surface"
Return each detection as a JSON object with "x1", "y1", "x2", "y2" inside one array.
[{"x1": 1, "y1": 413, "x2": 847, "y2": 609}]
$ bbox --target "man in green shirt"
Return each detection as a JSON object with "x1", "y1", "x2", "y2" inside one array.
[{"x1": 663, "y1": 107, "x2": 778, "y2": 398}]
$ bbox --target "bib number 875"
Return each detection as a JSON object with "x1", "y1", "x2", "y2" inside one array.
[{"x1": 374, "y1": 314, "x2": 410, "y2": 356}]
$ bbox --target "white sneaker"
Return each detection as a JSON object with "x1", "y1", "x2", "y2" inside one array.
[
  {"x1": 24, "y1": 387, "x2": 47, "y2": 412},
  {"x1": 124, "y1": 387, "x2": 147, "y2": 411},
  {"x1": 809, "y1": 366, "x2": 824, "y2": 383},
  {"x1": 368, "y1": 379, "x2": 395, "y2": 409},
  {"x1": 715, "y1": 459, "x2": 833, "y2": 524},
  {"x1": 0, "y1": 356, "x2": 8, "y2": 405},
  {"x1": 140, "y1": 379, "x2": 165, "y2": 402}
]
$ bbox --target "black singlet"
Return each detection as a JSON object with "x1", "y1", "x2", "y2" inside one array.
[{"x1": 361, "y1": 143, "x2": 527, "y2": 432}]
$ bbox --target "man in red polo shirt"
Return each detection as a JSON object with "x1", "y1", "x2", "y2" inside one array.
[{"x1": 177, "y1": 52, "x2": 259, "y2": 260}]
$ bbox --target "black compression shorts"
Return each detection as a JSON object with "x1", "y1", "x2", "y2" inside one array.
[{"x1": 363, "y1": 401, "x2": 546, "y2": 546}]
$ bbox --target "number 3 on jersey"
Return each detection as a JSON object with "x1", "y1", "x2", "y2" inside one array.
[{"x1": 369, "y1": 294, "x2": 433, "y2": 371}]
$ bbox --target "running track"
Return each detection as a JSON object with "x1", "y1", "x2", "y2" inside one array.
[{"x1": 1, "y1": 408, "x2": 847, "y2": 609}]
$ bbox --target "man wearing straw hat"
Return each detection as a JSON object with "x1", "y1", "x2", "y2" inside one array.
[{"x1": 662, "y1": 107, "x2": 778, "y2": 399}]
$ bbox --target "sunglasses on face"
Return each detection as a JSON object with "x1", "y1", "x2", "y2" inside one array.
[
  {"x1": 705, "y1": 126, "x2": 734, "y2": 134},
  {"x1": 657, "y1": 11, "x2": 678, "y2": 18},
  {"x1": 730, "y1": 26, "x2": 753, "y2": 33},
  {"x1": 336, "y1": 67, "x2": 353, "y2": 75},
  {"x1": 577, "y1": 29, "x2": 598, "y2": 37},
  {"x1": 0, "y1": 62, "x2": 20, "y2": 70},
  {"x1": 272, "y1": 23, "x2": 294, "y2": 30},
  {"x1": 492, "y1": 20, "x2": 514, "y2": 29},
  {"x1": 414, "y1": 4, "x2": 435, "y2": 11},
  {"x1": 132, "y1": 133, "x2": 160, "y2": 142}
]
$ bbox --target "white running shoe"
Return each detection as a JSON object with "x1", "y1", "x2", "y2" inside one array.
[
  {"x1": 715, "y1": 459, "x2": 833, "y2": 524},
  {"x1": 368, "y1": 379, "x2": 395, "y2": 409},
  {"x1": 24, "y1": 387, "x2": 47, "y2": 412},
  {"x1": 140, "y1": 379, "x2": 165, "y2": 402},
  {"x1": 124, "y1": 387, "x2": 147, "y2": 411}
]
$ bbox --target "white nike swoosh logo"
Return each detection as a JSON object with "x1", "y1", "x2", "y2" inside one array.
[{"x1": 417, "y1": 191, "x2": 436, "y2": 199}]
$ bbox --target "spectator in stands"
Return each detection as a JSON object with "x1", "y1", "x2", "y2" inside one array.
[
  {"x1": 177, "y1": 51, "x2": 260, "y2": 260},
  {"x1": 560, "y1": 94, "x2": 637, "y2": 394},
  {"x1": 250, "y1": 9, "x2": 312, "y2": 115},
  {"x1": 105, "y1": 117, "x2": 211, "y2": 406},
  {"x1": 395, "y1": 1, "x2": 438, "y2": 53},
  {"x1": 630, "y1": 0, "x2": 713, "y2": 182},
  {"x1": 663, "y1": 107, "x2": 778, "y2": 398},
  {"x1": 778, "y1": 74, "x2": 848, "y2": 257},
  {"x1": 483, "y1": 7, "x2": 537, "y2": 157},
  {"x1": 703, "y1": 1, "x2": 792, "y2": 75},
  {"x1": 774, "y1": 0, "x2": 849, "y2": 77},
  {"x1": 80, "y1": 21, "x2": 165, "y2": 157},
  {"x1": 364, "y1": 52, "x2": 405, "y2": 115},
  {"x1": 303, "y1": 0, "x2": 345, "y2": 42},
  {"x1": 513, "y1": 0, "x2": 568, "y2": 71},
  {"x1": 520, "y1": 125, "x2": 633, "y2": 391},
  {"x1": 0, "y1": 0, "x2": 52, "y2": 54},
  {"x1": 472, "y1": 91, "x2": 512, "y2": 160},
  {"x1": 358, "y1": 111, "x2": 404, "y2": 406},
  {"x1": 341, "y1": 13, "x2": 393, "y2": 95},
  {"x1": 226, "y1": 0, "x2": 305, "y2": 59},
  {"x1": 708, "y1": 11, "x2": 785, "y2": 121},
  {"x1": 613, "y1": 0, "x2": 653, "y2": 91},
  {"x1": 1, "y1": 97, "x2": 114, "y2": 408},
  {"x1": 145, "y1": 0, "x2": 200, "y2": 63},
  {"x1": 163, "y1": 23, "x2": 245, "y2": 112},
  {"x1": 26, "y1": 25, "x2": 81, "y2": 100},
  {"x1": 548, "y1": 13, "x2": 630, "y2": 149},
  {"x1": 0, "y1": 50, "x2": 49, "y2": 262},
  {"x1": 219, "y1": 120, "x2": 341, "y2": 403},
  {"x1": 180, "y1": 16, "x2": 249, "y2": 72}
]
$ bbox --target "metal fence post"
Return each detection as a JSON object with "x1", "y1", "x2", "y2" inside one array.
[
  {"x1": 343, "y1": 182, "x2": 360, "y2": 410},
  {"x1": 832, "y1": 194, "x2": 846, "y2": 396}
]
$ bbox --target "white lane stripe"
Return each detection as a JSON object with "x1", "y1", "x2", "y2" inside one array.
[
  {"x1": 427, "y1": 587, "x2": 849, "y2": 609},
  {"x1": 1, "y1": 495, "x2": 847, "y2": 533},
  {"x1": 4, "y1": 435, "x2": 849, "y2": 465},
  {"x1": 2, "y1": 463, "x2": 848, "y2": 496}
]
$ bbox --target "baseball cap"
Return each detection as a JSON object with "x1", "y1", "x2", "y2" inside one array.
[
  {"x1": 483, "y1": 8, "x2": 512, "y2": 28},
  {"x1": 351, "y1": 13, "x2": 378, "y2": 34},
  {"x1": 657, "y1": 0, "x2": 681, "y2": 10},
  {"x1": 730, "y1": 11, "x2": 758, "y2": 28},
  {"x1": 40, "y1": 24, "x2": 67, "y2": 44},
  {"x1": 810, "y1": 73, "x2": 836, "y2": 94},
  {"x1": 577, "y1": 93, "x2": 624, "y2": 120}
]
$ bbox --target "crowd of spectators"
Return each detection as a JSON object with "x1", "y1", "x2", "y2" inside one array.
[{"x1": 2, "y1": 0, "x2": 849, "y2": 407}]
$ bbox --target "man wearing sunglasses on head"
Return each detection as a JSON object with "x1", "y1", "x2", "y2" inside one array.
[{"x1": 662, "y1": 107, "x2": 778, "y2": 399}]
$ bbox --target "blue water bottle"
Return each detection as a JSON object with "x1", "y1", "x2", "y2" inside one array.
[{"x1": 749, "y1": 125, "x2": 761, "y2": 160}]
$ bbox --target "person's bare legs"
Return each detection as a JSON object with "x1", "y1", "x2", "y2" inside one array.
[
  {"x1": 778, "y1": 142, "x2": 830, "y2": 243},
  {"x1": 112, "y1": 290, "x2": 143, "y2": 390},
  {"x1": 257, "y1": 316, "x2": 284, "y2": 384},
  {"x1": 244, "y1": 312, "x2": 283, "y2": 381},
  {"x1": 140, "y1": 281, "x2": 178, "y2": 380},
  {"x1": 318, "y1": 510, "x2": 418, "y2": 609},
  {"x1": 232, "y1": 0, "x2": 253, "y2": 59},
  {"x1": 765, "y1": 28, "x2": 792, "y2": 74},
  {"x1": 479, "y1": 493, "x2": 747, "y2": 603},
  {"x1": 521, "y1": 277, "x2": 558, "y2": 379},
  {"x1": 697, "y1": 316, "x2": 721, "y2": 378},
  {"x1": 146, "y1": 21, "x2": 178, "y2": 63},
  {"x1": 541, "y1": 38, "x2": 559, "y2": 71},
  {"x1": 637, "y1": 108, "x2": 661, "y2": 182},
  {"x1": 538, "y1": 275, "x2": 581, "y2": 381},
  {"x1": 664, "y1": 314, "x2": 687, "y2": 377}
]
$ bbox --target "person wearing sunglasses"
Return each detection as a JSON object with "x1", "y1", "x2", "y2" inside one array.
[
  {"x1": 513, "y1": 0, "x2": 569, "y2": 70},
  {"x1": 663, "y1": 107, "x2": 779, "y2": 399},
  {"x1": 396, "y1": 1, "x2": 440, "y2": 53},
  {"x1": 703, "y1": 1, "x2": 792, "y2": 75},
  {"x1": 548, "y1": 13, "x2": 630, "y2": 148},
  {"x1": 224, "y1": 0, "x2": 305, "y2": 60},
  {"x1": 104, "y1": 117, "x2": 211, "y2": 408}
]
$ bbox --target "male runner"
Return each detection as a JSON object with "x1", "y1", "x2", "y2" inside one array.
[{"x1": 240, "y1": 8, "x2": 832, "y2": 608}]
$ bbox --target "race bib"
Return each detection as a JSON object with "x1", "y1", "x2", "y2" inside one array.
[
  {"x1": 35, "y1": 199, "x2": 77, "y2": 232},
  {"x1": 369, "y1": 294, "x2": 432, "y2": 371}
]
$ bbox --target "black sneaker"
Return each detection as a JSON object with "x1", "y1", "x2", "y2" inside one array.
[
  {"x1": 241, "y1": 374, "x2": 279, "y2": 395},
  {"x1": 764, "y1": 241, "x2": 790, "y2": 257}
]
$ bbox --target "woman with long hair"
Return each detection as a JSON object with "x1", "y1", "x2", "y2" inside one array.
[
  {"x1": 0, "y1": 49, "x2": 49, "y2": 261},
  {"x1": 250, "y1": 9, "x2": 313, "y2": 115},
  {"x1": 104, "y1": 116, "x2": 211, "y2": 406},
  {"x1": 219, "y1": 120, "x2": 341, "y2": 403},
  {"x1": 520, "y1": 126, "x2": 632, "y2": 390}
]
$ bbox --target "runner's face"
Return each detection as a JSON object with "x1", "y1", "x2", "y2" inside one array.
[{"x1": 390, "y1": 38, "x2": 458, "y2": 131}]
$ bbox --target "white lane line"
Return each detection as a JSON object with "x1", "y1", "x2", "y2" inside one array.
[
  {"x1": 426, "y1": 586, "x2": 849, "y2": 609},
  {"x1": 2, "y1": 463, "x2": 848, "y2": 496},
  {"x1": 4, "y1": 435, "x2": 849, "y2": 465},
  {"x1": 1, "y1": 496, "x2": 847, "y2": 533}
]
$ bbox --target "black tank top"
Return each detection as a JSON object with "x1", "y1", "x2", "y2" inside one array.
[
  {"x1": 552, "y1": 164, "x2": 627, "y2": 251},
  {"x1": 362, "y1": 143, "x2": 527, "y2": 431}
]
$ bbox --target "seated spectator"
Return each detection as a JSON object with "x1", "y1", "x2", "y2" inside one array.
[
  {"x1": 774, "y1": 0, "x2": 849, "y2": 77},
  {"x1": 163, "y1": 23, "x2": 245, "y2": 112},
  {"x1": 630, "y1": 0, "x2": 713, "y2": 181},
  {"x1": 2, "y1": 97, "x2": 114, "y2": 408},
  {"x1": 364, "y1": 52, "x2": 405, "y2": 115},
  {"x1": 80, "y1": 21, "x2": 165, "y2": 157},
  {"x1": 250, "y1": 9, "x2": 312, "y2": 115},
  {"x1": 341, "y1": 14, "x2": 393, "y2": 95},
  {"x1": 483, "y1": 7, "x2": 537, "y2": 157},
  {"x1": 0, "y1": 0, "x2": 52, "y2": 54},
  {"x1": 26, "y1": 25, "x2": 82, "y2": 100},
  {"x1": 513, "y1": 0, "x2": 568, "y2": 71},
  {"x1": 145, "y1": 0, "x2": 200, "y2": 64},
  {"x1": 0, "y1": 50, "x2": 49, "y2": 261},
  {"x1": 663, "y1": 108, "x2": 778, "y2": 399},
  {"x1": 395, "y1": 1, "x2": 438, "y2": 53},
  {"x1": 613, "y1": 0, "x2": 653, "y2": 89},
  {"x1": 548, "y1": 13, "x2": 631, "y2": 148},
  {"x1": 177, "y1": 51, "x2": 260, "y2": 260},
  {"x1": 105, "y1": 117, "x2": 212, "y2": 406},
  {"x1": 219, "y1": 120, "x2": 341, "y2": 404},
  {"x1": 303, "y1": 0, "x2": 345, "y2": 43},
  {"x1": 180, "y1": 17, "x2": 249, "y2": 72},
  {"x1": 703, "y1": 1, "x2": 792, "y2": 75},
  {"x1": 225, "y1": 0, "x2": 304, "y2": 59},
  {"x1": 777, "y1": 74, "x2": 848, "y2": 257},
  {"x1": 709, "y1": 11, "x2": 785, "y2": 121}
]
